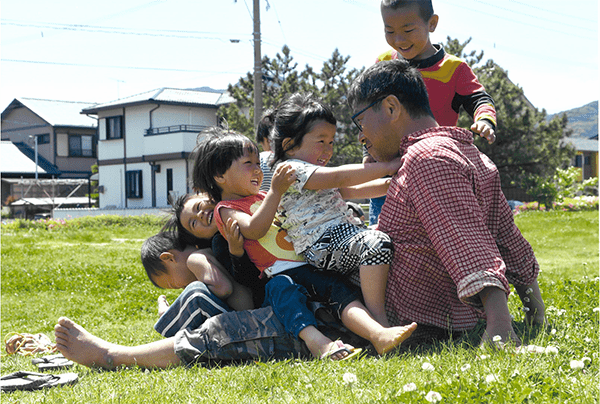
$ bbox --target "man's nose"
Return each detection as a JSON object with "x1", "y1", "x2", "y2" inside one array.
[{"x1": 358, "y1": 132, "x2": 366, "y2": 144}]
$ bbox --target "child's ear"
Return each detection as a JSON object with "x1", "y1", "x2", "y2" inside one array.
[
  {"x1": 214, "y1": 175, "x2": 226, "y2": 185},
  {"x1": 282, "y1": 138, "x2": 296, "y2": 156},
  {"x1": 428, "y1": 14, "x2": 439, "y2": 33}
]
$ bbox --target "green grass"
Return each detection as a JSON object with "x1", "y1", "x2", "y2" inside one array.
[{"x1": 1, "y1": 211, "x2": 598, "y2": 403}]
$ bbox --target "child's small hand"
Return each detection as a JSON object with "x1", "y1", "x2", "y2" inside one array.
[
  {"x1": 270, "y1": 163, "x2": 296, "y2": 196},
  {"x1": 224, "y1": 217, "x2": 244, "y2": 257},
  {"x1": 471, "y1": 121, "x2": 496, "y2": 144}
]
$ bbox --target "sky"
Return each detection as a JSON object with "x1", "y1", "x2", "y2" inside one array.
[{"x1": 1, "y1": 0, "x2": 598, "y2": 116}]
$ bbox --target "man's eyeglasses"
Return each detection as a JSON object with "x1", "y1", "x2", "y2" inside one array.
[{"x1": 350, "y1": 98, "x2": 384, "y2": 132}]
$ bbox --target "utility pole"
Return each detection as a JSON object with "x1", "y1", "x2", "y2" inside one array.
[{"x1": 253, "y1": 0, "x2": 262, "y2": 130}]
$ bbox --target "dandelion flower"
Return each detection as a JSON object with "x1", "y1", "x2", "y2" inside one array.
[
  {"x1": 551, "y1": 328, "x2": 557, "y2": 335},
  {"x1": 460, "y1": 364, "x2": 471, "y2": 372},
  {"x1": 584, "y1": 337, "x2": 591, "y2": 343},
  {"x1": 582, "y1": 357, "x2": 592, "y2": 365},
  {"x1": 492, "y1": 335, "x2": 502, "y2": 342},
  {"x1": 342, "y1": 372, "x2": 357, "y2": 385},
  {"x1": 422, "y1": 362, "x2": 435, "y2": 371},
  {"x1": 570, "y1": 360, "x2": 585, "y2": 370},
  {"x1": 478, "y1": 354, "x2": 489, "y2": 360},
  {"x1": 403, "y1": 382, "x2": 417, "y2": 392},
  {"x1": 485, "y1": 374, "x2": 500, "y2": 383},
  {"x1": 425, "y1": 391, "x2": 442, "y2": 403},
  {"x1": 544, "y1": 346, "x2": 559, "y2": 354}
]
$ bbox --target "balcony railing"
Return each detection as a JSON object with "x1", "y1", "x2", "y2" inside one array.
[{"x1": 145, "y1": 124, "x2": 208, "y2": 136}]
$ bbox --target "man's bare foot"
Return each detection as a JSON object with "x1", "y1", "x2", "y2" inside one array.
[
  {"x1": 373, "y1": 322, "x2": 417, "y2": 355},
  {"x1": 481, "y1": 324, "x2": 521, "y2": 348},
  {"x1": 54, "y1": 317, "x2": 116, "y2": 369},
  {"x1": 157, "y1": 295, "x2": 170, "y2": 317}
]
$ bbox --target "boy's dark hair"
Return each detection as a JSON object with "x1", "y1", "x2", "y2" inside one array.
[
  {"x1": 381, "y1": 0, "x2": 434, "y2": 21},
  {"x1": 347, "y1": 58, "x2": 433, "y2": 120},
  {"x1": 141, "y1": 231, "x2": 184, "y2": 288},
  {"x1": 256, "y1": 110, "x2": 275, "y2": 148},
  {"x1": 165, "y1": 194, "x2": 212, "y2": 250},
  {"x1": 269, "y1": 93, "x2": 337, "y2": 167},
  {"x1": 191, "y1": 126, "x2": 259, "y2": 202}
]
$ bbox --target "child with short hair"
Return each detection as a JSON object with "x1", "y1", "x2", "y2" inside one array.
[
  {"x1": 141, "y1": 225, "x2": 259, "y2": 338},
  {"x1": 190, "y1": 127, "x2": 416, "y2": 356},
  {"x1": 267, "y1": 93, "x2": 401, "y2": 327},
  {"x1": 377, "y1": 0, "x2": 496, "y2": 140}
]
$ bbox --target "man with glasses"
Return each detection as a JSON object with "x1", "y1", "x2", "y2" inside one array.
[{"x1": 347, "y1": 59, "x2": 546, "y2": 347}]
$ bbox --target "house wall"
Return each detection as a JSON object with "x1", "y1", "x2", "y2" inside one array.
[
  {"x1": 95, "y1": 103, "x2": 217, "y2": 209},
  {"x1": 2, "y1": 106, "x2": 97, "y2": 178}
]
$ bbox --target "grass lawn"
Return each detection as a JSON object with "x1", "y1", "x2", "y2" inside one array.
[{"x1": 1, "y1": 211, "x2": 598, "y2": 403}]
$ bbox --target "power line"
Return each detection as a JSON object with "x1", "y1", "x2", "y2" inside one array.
[
  {"x1": 1, "y1": 58, "x2": 246, "y2": 75},
  {"x1": 1, "y1": 20, "x2": 252, "y2": 42},
  {"x1": 439, "y1": 0, "x2": 596, "y2": 41},
  {"x1": 474, "y1": 0, "x2": 596, "y2": 32},
  {"x1": 507, "y1": 0, "x2": 597, "y2": 24}
]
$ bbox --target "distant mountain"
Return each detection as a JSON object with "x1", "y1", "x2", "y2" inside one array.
[
  {"x1": 547, "y1": 101, "x2": 598, "y2": 139},
  {"x1": 186, "y1": 86, "x2": 227, "y2": 93}
]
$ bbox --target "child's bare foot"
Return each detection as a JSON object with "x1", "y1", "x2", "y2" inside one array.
[
  {"x1": 54, "y1": 317, "x2": 116, "y2": 369},
  {"x1": 299, "y1": 326, "x2": 352, "y2": 360},
  {"x1": 373, "y1": 322, "x2": 417, "y2": 354},
  {"x1": 157, "y1": 295, "x2": 169, "y2": 317}
]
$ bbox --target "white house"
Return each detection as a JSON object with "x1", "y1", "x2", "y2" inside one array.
[{"x1": 81, "y1": 87, "x2": 233, "y2": 209}]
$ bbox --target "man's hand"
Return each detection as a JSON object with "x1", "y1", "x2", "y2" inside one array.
[{"x1": 471, "y1": 121, "x2": 496, "y2": 144}]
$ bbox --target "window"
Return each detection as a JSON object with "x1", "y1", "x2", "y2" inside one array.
[
  {"x1": 584, "y1": 156, "x2": 591, "y2": 166},
  {"x1": 166, "y1": 168, "x2": 173, "y2": 200},
  {"x1": 574, "y1": 155, "x2": 583, "y2": 167},
  {"x1": 36, "y1": 134, "x2": 50, "y2": 144},
  {"x1": 106, "y1": 116, "x2": 123, "y2": 139},
  {"x1": 69, "y1": 135, "x2": 95, "y2": 157},
  {"x1": 126, "y1": 170, "x2": 143, "y2": 198}
]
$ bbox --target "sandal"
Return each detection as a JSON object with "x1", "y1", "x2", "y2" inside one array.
[
  {"x1": 320, "y1": 341, "x2": 363, "y2": 361},
  {"x1": 31, "y1": 354, "x2": 74, "y2": 371},
  {"x1": 0, "y1": 371, "x2": 78, "y2": 392}
]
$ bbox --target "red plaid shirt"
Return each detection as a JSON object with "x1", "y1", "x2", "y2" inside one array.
[{"x1": 378, "y1": 126, "x2": 539, "y2": 331}]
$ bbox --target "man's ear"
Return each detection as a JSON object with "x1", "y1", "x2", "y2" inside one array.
[
  {"x1": 159, "y1": 252, "x2": 175, "y2": 263},
  {"x1": 428, "y1": 14, "x2": 439, "y2": 33},
  {"x1": 382, "y1": 95, "x2": 403, "y2": 122},
  {"x1": 282, "y1": 138, "x2": 296, "y2": 157}
]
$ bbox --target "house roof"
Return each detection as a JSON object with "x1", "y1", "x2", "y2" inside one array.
[
  {"x1": 1, "y1": 98, "x2": 98, "y2": 128},
  {"x1": 0, "y1": 141, "x2": 61, "y2": 177},
  {"x1": 563, "y1": 136, "x2": 598, "y2": 153},
  {"x1": 81, "y1": 88, "x2": 234, "y2": 114}
]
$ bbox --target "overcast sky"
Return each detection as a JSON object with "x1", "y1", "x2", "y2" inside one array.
[{"x1": 1, "y1": 0, "x2": 597, "y2": 115}]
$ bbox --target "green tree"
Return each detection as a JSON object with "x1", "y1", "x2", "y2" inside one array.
[
  {"x1": 218, "y1": 46, "x2": 364, "y2": 165},
  {"x1": 444, "y1": 37, "x2": 576, "y2": 194}
]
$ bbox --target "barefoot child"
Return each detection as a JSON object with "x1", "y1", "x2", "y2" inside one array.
[
  {"x1": 191, "y1": 127, "x2": 416, "y2": 356},
  {"x1": 266, "y1": 93, "x2": 401, "y2": 327}
]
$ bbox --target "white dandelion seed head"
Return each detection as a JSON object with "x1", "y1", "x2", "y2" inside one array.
[
  {"x1": 425, "y1": 391, "x2": 442, "y2": 403},
  {"x1": 342, "y1": 372, "x2": 358, "y2": 385},
  {"x1": 551, "y1": 328, "x2": 557, "y2": 335},
  {"x1": 492, "y1": 335, "x2": 502, "y2": 342},
  {"x1": 422, "y1": 362, "x2": 435, "y2": 371},
  {"x1": 460, "y1": 363, "x2": 471, "y2": 372},
  {"x1": 485, "y1": 374, "x2": 500, "y2": 383},
  {"x1": 584, "y1": 337, "x2": 592, "y2": 343},
  {"x1": 544, "y1": 346, "x2": 559, "y2": 354},
  {"x1": 479, "y1": 354, "x2": 489, "y2": 360},
  {"x1": 570, "y1": 360, "x2": 585, "y2": 370},
  {"x1": 403, "y1": 382, "x2": 417, "y2": 392}
]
